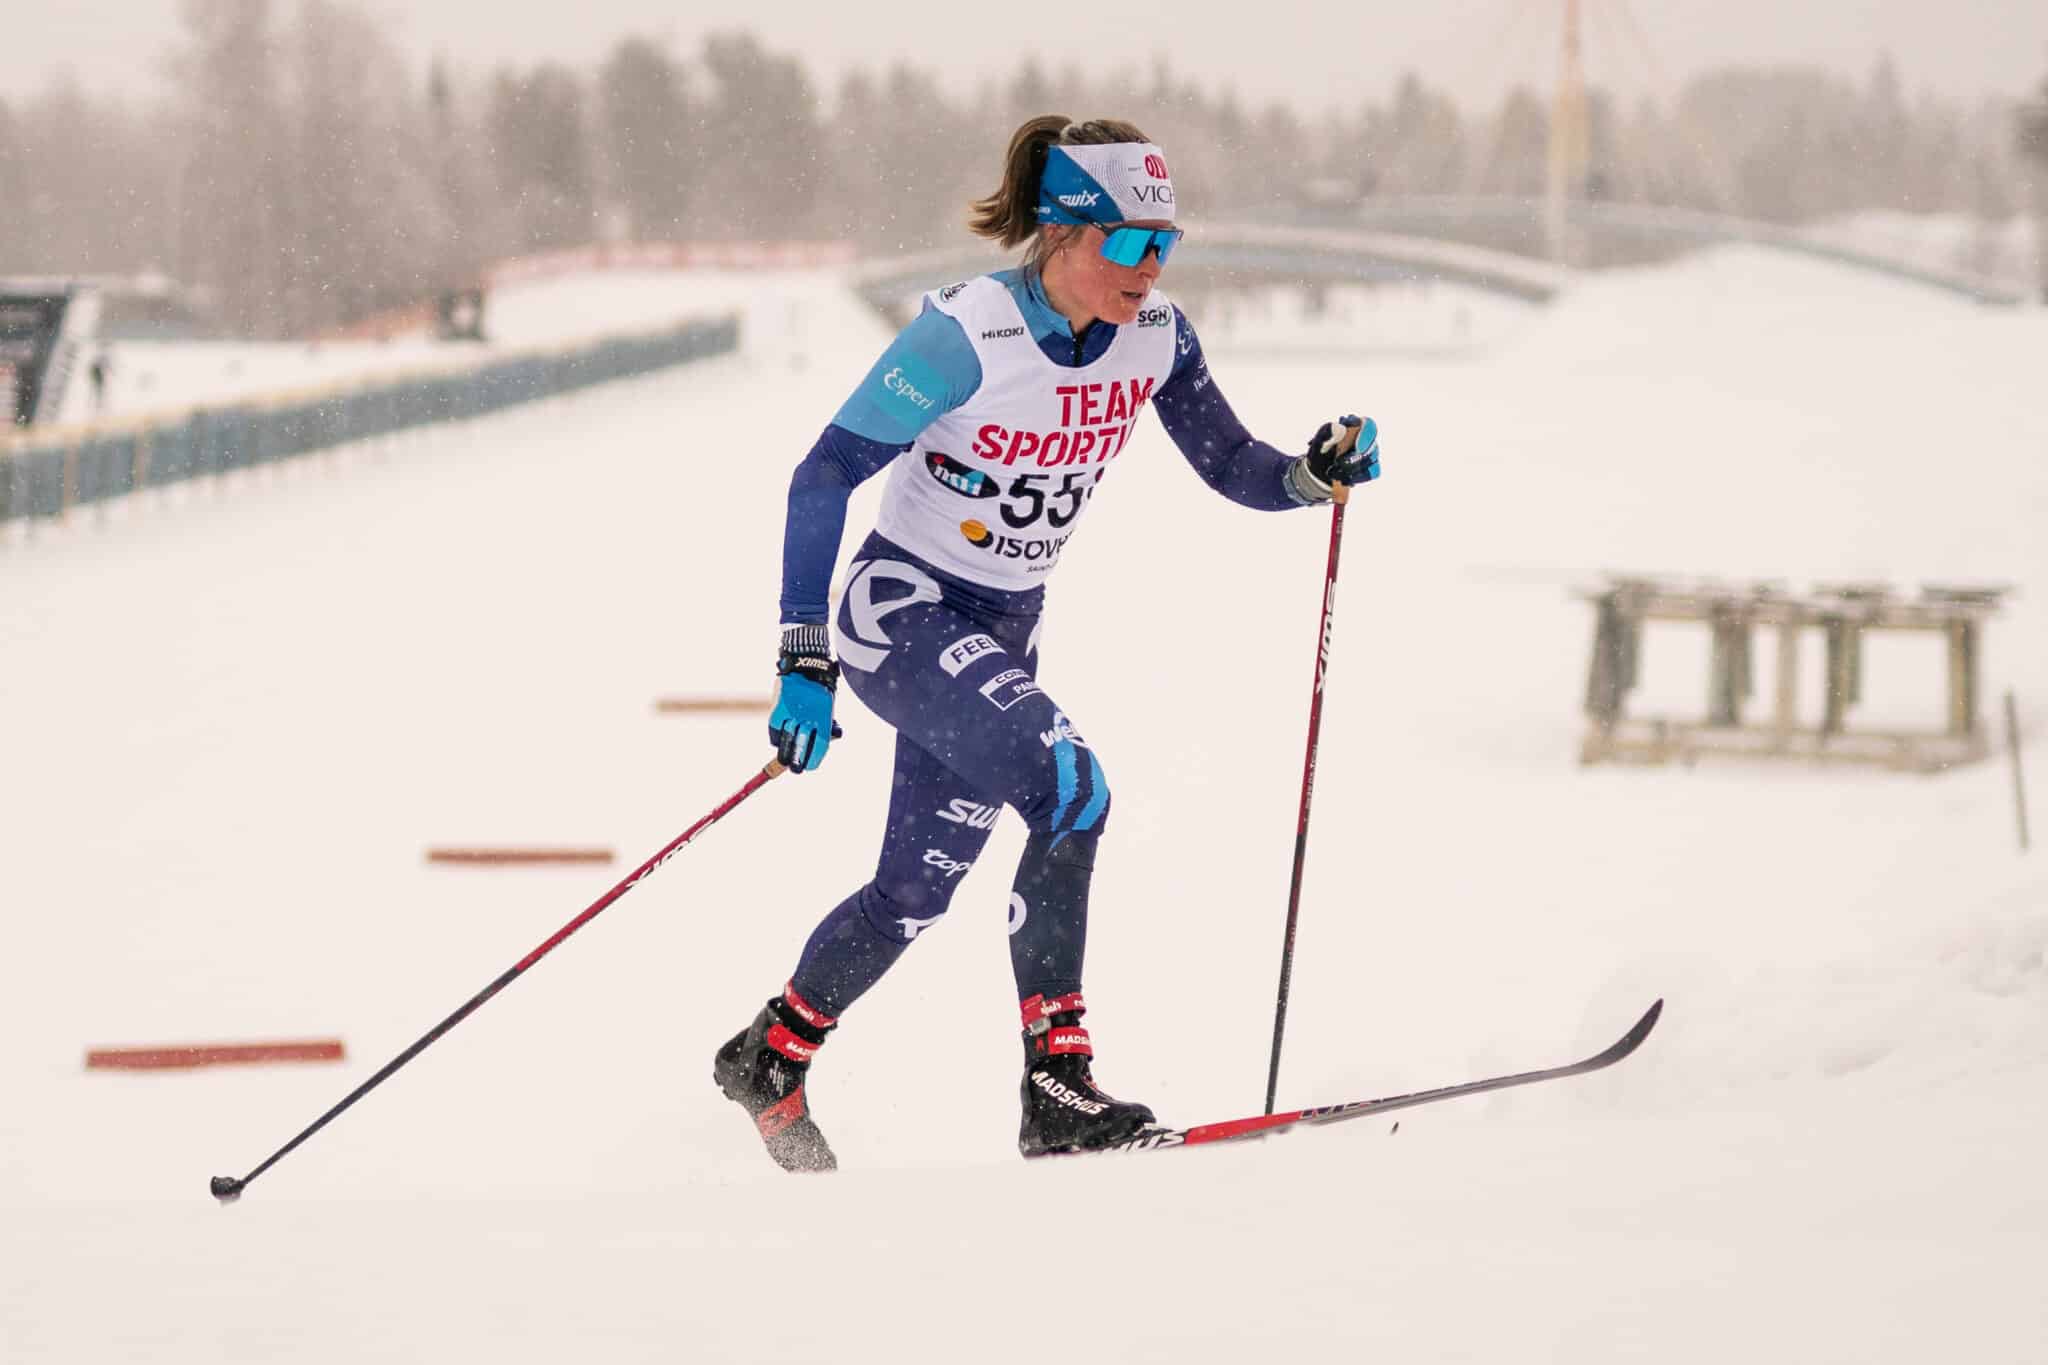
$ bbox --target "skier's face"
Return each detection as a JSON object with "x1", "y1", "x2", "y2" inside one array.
[{"x1": 1045, "y1": 221, "x2": 1170, "y2": 328}]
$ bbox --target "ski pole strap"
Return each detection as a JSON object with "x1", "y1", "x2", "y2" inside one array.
[{"x1": 1019, "y1": 992, "x2": 1087, "y2": 1031}]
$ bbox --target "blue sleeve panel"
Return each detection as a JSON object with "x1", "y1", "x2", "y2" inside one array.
[
  {"x1": 1151, "y1": 307, "x2": 1304, "y2": 513},
  {"x1": 779, "y1": 425, "x2": 910, "y2": 625},
  {"x1": 830, "y1": 301, "x2": 984, "y2": 444},
  {"x1": 780, "y1": 303, "x2": 985, "y2": 625}
]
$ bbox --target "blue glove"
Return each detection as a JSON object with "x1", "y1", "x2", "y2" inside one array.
[
  {"x1": 1302, "y1": 415, "x2": 1381, "y2": 492},
  {"x1": 769, "y1": 627, "x2": 842, "y2": 773}
]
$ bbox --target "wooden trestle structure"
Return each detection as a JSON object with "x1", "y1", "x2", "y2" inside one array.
[{"x1": 1579, "y1": 576, "x2": 2010, "y2": 772}]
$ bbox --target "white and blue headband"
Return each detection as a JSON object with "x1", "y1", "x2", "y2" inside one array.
[{"x1": 1036, "y1": 142, "x2": 1178, "y2": 227}]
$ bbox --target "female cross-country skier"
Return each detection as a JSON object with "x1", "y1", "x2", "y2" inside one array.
[{"x1": 715, "y1": 115, "x2": 1382, "y2": 1169}]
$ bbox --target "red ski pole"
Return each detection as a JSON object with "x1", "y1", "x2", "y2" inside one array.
[
  {"x1": 210, "y1": 759, "x2": 788, "y2": 1203},
  {"x1": 1263, "y1": 466, "x2": 1354, "y2": 1115}
]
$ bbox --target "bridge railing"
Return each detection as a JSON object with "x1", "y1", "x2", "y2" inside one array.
[
  {"x1": 1343, "y1": 196, "x2": 2032, "y2": 306},
  {"x1": 0, "y1": 313, "x2": 738, "y2": 530},
  {"x1": 848, "y1": 221, "x2": 1568, "y2": 326}
]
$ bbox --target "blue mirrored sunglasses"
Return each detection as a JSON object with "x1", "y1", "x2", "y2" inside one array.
[{"x1": 1097, "y1": 225, "x2": 1183, "y2": 267}]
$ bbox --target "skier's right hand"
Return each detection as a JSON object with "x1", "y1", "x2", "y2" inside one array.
[
  {"x1": 769, "y1": 626, "x2": 842, "y2": 773},
  {"x1": 1302, "y1": 416, "x2": 1381, "y2": 491}
]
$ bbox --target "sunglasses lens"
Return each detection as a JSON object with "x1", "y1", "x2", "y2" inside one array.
[
  {"x1": 1099, "y1": 228, "x2": 1147, "y2": 267},
  {"x1": 1098, "y1": 227, "x2": 1182, "y2": 267}
]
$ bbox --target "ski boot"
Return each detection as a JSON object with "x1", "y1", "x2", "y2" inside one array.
[
  {"x1": 713, "y1": 983, "x2": 837, "y2": 1173},
  {"x1": 1017, "y1": 992, "x2": 1160, "y2": 1157}
]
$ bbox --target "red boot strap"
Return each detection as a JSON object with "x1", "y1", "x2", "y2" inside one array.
[
  {"x1": 766, "y1": 1023, "x2": 818, "y2": 1062},
  {"x1": 757, "y1": 1089, "x2": 807, "y2": 1139},
  {"x1": 782, "y1": 983, "x2": 838, "y2": 1030},
  {"x1": 1045, "y1": 1027, "x2": 1093, "y2": 1057},
  {"x1": 1019, "y1": 991, "x2": 1087, "y2": 1029}
]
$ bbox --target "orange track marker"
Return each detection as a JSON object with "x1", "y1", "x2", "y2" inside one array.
[
  {"x1": 425, "y1": 847, "x2": 616, "y2": 866},
  {"x1": 87, "y1": 1039, "x2": 346, "y2": 1071},
  {"x1": 654, "y1": 697, "x2": 770, "y2": 714}
]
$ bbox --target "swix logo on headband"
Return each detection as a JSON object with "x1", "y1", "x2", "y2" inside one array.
[{"x1": 1038, "y1": 142, "x2": 1176, "y2": 226}]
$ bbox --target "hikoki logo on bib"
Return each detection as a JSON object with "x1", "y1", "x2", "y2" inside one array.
[{"x1": 969, "y1": 376, "x2": 1157, "y2": 470}]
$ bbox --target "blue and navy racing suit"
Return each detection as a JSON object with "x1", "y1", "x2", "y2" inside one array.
[{"x1": 783, "y1": 268, "x2": 1319, "y2": 1016}]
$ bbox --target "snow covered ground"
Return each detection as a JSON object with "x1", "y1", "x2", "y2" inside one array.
[{"x1": 2, "y1": 248, "x2": 2044, "y2": 1361}]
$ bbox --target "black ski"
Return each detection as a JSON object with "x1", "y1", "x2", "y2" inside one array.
[{"x1": 1102, "y1": 999, "x2": 1663, "y2": 1154}]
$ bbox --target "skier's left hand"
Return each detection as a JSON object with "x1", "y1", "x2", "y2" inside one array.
[
  {"x1": 768, "y1": 629, "x2": 844, "y2": 773},
  {"x1": 1301, "y1": 415, "x2": 1380, "y2": 492}
]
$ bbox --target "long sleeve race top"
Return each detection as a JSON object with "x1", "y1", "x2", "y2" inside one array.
[{"x1": 780, "y1": 268, "x2": 1310, "y2": 625}]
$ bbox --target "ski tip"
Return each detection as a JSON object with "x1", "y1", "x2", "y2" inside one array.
[
  {"x1": 1624, "y1": 999, "x2": 1663, "y2": 1047},
  {"x1": 1570, "y1": 999, "x2": 1663, "y2": 1073}
]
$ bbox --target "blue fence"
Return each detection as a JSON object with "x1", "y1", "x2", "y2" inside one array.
[{"x1": 1, "y1": 313, "x2": 738, "y2": 528}]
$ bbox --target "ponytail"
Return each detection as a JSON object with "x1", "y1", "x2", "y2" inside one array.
[{"x1": 968, "y1": 114, "x2": 1070, "y2": 248}]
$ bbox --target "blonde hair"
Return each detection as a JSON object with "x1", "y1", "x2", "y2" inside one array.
[{"x1": 968, "y1": 115, "x2": 1153, "y2": 273}]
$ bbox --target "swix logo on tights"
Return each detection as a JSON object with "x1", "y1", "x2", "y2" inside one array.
[{"x1": 937, "y1": 799, "x2": 1000, "y2": 829}]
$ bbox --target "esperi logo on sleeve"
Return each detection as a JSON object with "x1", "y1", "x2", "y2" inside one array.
[
  {"x1": 883, "y1": 366, "x2": 935, "y2": 409},
  {"x1": 939, "y1": 632, "x2": 1005, "y2": 677}
]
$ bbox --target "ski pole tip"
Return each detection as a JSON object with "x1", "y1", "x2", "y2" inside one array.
[{"x1": 210, "y1": 1174, "x2": 244, "y2": 1204}]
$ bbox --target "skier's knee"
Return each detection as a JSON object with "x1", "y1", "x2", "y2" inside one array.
[
  {"x1": 1017, "y1": 760, "x2": 1111, "y2": 842},
  {"x1": 858, "y1": 864, "x2": 969, "y2": 945}
]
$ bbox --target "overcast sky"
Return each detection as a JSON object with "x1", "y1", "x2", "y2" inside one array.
[{"x1": 7, "y1": 0, "x2": 2047, "y2": 113}]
